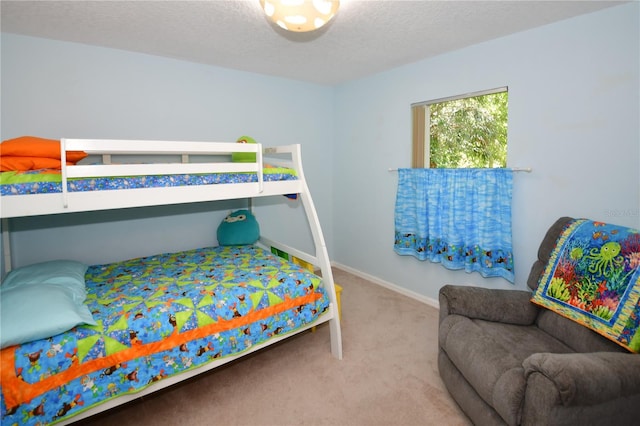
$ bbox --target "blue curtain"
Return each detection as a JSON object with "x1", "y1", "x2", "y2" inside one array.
[{"x1": 394, "y1": 168, "x2": 515, "y2": 282}]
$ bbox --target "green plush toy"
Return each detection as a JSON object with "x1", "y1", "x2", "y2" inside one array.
[
  {"x1": 217, "y1": 209, "x2": 260, "y2": 246},
  {"x1": 232, "y1": 135, "x2": 257, "y2": 163}
]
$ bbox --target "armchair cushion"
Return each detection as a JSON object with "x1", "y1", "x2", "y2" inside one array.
[
  {"x1": 536, "y1": 309, "x2": 628, "y2": 353},
  {"x1": 440, "y1": 314, "x2": 573, "y2": 425},
  {"x1": 439, "y1": 315, "x2": 526, "y2": 425}
]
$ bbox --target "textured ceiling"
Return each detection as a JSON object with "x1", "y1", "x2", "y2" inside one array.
[{"x1": 0, "y1": 0, "x2": 626, "y2": 85}]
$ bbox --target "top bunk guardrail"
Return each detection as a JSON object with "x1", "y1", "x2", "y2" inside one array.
[{"x1": 0, "y1": 139, "x2": 305, "y2": 218}]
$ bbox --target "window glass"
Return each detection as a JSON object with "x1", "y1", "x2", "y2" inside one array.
[{"x1": 412, "y1": 88, "x2": 508, "y2": 168}]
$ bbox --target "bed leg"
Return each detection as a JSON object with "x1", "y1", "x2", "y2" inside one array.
[{"x1": 329, "y1": 315, "x2": 343, "y2": 360}]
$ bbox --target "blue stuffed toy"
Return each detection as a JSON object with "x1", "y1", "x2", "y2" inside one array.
[{"x1": 217, "y1": 209, "x2": 260, "y2": 246}]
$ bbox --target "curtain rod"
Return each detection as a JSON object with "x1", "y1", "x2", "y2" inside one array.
[{"x1": 387, "y1": 167, "x2": 532, "y2": 172}]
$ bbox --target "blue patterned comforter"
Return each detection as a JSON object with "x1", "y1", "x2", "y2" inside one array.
[{"x1": 0, "y1": 245, "x2": 328, "y2": 425}]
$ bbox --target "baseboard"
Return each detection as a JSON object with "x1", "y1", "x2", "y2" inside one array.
[{"x1": 331, "y1": 261, "x2": 440, "y2": 309}]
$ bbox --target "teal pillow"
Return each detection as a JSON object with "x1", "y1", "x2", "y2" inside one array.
[
  {"x1": 2, "y1": 260, "x2": 88, "y2": 303},
  {"x1": 1, "y1": 282, "x2": 96, "y2": 348},
  {"x1": 217, "y1": 209, "x2": 260, "y2": 246}
]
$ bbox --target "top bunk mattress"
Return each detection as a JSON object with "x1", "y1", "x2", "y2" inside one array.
[{"x1": 0, "y1": 166, "x2": 297, "y2": 196}]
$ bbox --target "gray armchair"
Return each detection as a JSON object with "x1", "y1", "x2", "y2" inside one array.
[{"x1": 438, "y1": 217, "x2": 640, "y2": 425}]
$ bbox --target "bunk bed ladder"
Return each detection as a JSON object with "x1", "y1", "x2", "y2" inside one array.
[{"x1": 291, "y1": 145, "x2": 343, "y2": 360}]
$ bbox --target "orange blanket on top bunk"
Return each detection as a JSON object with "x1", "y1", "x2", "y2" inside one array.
[{"x1": 0, "y1": 136, "x2": 88, "y2": 171}]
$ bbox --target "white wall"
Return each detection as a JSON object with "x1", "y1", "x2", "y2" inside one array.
[
  {"x1": 0, "y1": 34, "x2": 335, "y2": 268},
  {"x1": 332, "y1": 3, "x2": 639, "y2": 303}
]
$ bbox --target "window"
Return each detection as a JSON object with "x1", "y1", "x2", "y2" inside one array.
[{"x1": 412, "y1": 87, "x2": 508, "y2": 168}]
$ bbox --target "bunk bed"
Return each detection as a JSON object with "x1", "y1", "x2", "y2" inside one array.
[{"x1": 0, "y1": 138, "x2": 343, "y2": 425}]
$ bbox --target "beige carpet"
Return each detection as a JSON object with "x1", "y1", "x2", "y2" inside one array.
[{"x1": 80, "y1": 268, "x2": 471, "y2": 426}]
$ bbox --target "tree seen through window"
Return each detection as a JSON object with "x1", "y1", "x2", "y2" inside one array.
[{"x1": 412, "y1": 88, "x2": 508, "y2": 169}]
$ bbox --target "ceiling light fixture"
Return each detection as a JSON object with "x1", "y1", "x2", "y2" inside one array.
[{"x1": 260, "y1": 0, "x2": 340, "y2": 33}]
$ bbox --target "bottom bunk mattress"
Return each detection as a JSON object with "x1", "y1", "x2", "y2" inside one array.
[{"x1": 1, "y1": 245, "x2": 329, "y2": 425}]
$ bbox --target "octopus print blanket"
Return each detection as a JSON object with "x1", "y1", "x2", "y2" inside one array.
[
  {"x1": 1, "y1": 245, "x2": 329, "y2": 425},
  {"x1": 531, "y1": 219, "x2": 640, "y2": 352}
]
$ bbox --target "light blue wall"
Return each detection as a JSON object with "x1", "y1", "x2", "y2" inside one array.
[
  {"x1": 333, "y1": 3, "x2": 639, "y2": 301},
  {"x1": 0, "y1": 34, "x2": 335, "y2": 267},
  {"x1": 2, "y1": 4, "x2": 638, "y2": 304}
]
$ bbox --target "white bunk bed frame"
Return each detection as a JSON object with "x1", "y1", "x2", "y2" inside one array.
[{"x1": 0, "y1": 138, "x2": 342, "y2": 424}]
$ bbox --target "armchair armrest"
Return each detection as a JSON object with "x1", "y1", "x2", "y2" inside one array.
[
  {"x1": 438, "y1": 284, "x2": 539, "y2": 325},
  {"x1": 523, "y1": 352, "x2": 640, "y2": 406}
]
